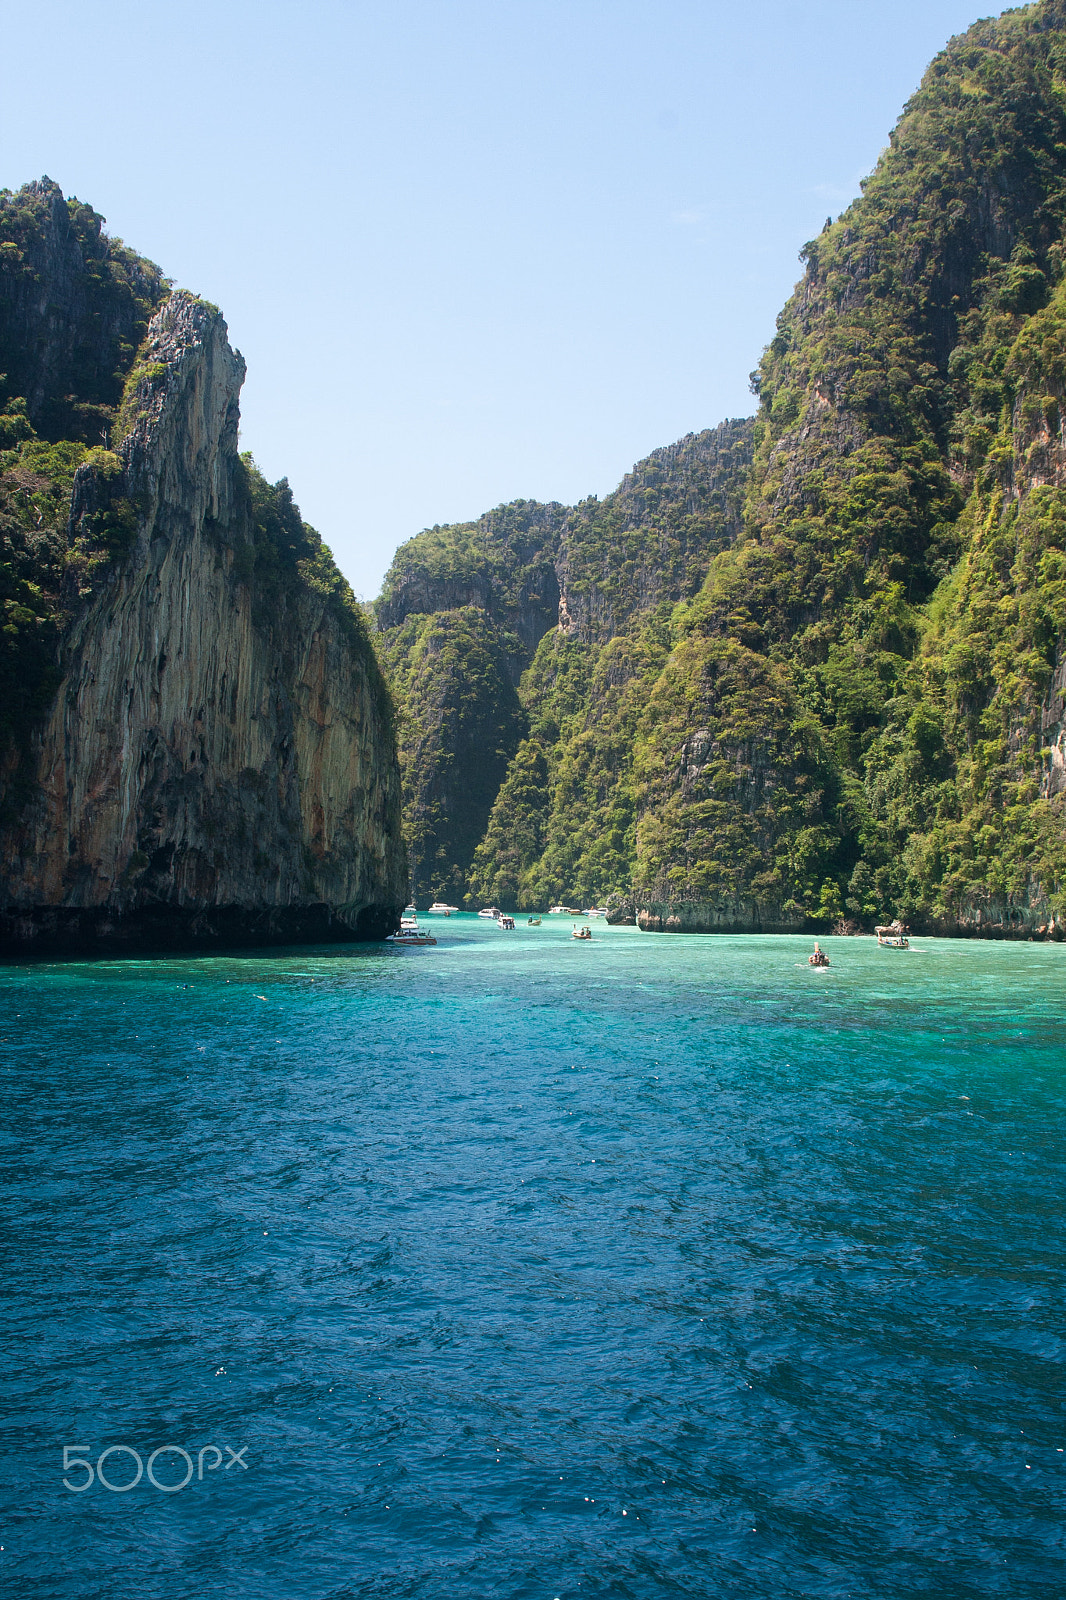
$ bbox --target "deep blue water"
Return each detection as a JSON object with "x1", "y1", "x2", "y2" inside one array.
[{"x1": 2, "y1": 917, "x2": 1065, "y2": 1598}]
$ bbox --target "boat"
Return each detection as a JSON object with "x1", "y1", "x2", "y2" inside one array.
[
  {"x1": 404, "y1": 902, "x2": 416, "y2": 915},
  {"x1": 427, "y1": 902, "x2": 459, "y2": 914},
  {"x1": 548, "y1": 905, "x2": 568, "y2": 915},
  {"x1": 527, "y1": 916, "x2": 542, "y2": 926},
  {"x1": 400, "y1": 914, "x2": 419, "y2": 930},
  {"x1": 498, "y1": 915, "x2": 516, "y2": 930},
  {"x1": 808, "y1": 942, "x2": 830, "y2": 968},
  {"x1": 478, "y1": 906, "x2": 501, "y2": 919},
  {"x1": 876, "y1": 921, "x2": 910, "y2": 949},
  {"x1": 585, "y1": 906, "x2": 609, "y2": 918},
  {"x1": 387, "y1": 928, "x2": 437, "y2": 947},
  {"x1": 572, "y1": 923, "x2": 592, "y2": 940}
]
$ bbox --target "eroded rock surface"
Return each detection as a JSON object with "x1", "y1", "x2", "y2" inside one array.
[{"x1": 1, "y1": 293, "x2": 406, "y2": 952}]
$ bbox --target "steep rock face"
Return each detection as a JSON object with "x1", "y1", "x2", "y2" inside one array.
[
  {"x1": 631, "y1": 637, "x2": 839, "y2": 933},
  {"x1": 635, "y1": 900, "x2": 803, "y2": 934},
  {"x1": 375, "y1": 501, "x2": 565, "y2": 904},
  {"x1": 467, "y1": 422, "x2": 757, "y2": 910},
  {"x1": 379, "y1": 3, "x2": 1066, "y2": 934},
  {"x1": 0, "y1": 292, "x2": 406, "y2": 951},
  {"x1": 1044, "y1": 653, "x2": 1066, "y2": 798},
  {"x1": 377, "y1": 422, "x2": 756, "y2": 908},
  {"x1": 379, "y1": 605, "x2": 526, "y2": 905},
  {"x1": 935, "y1": 897, "x2": 1064, "y2": 936},
  {"x1": 631, "y1": 0, "x2": 1066, "y2": 936},
  {"x1": 0, "y1": 179, "x2": 168, "y2": 444},
  {"x1": 557, "y1": 421, "x2": 754, "y2": 645},
  {"x1": 377, "y1": 499, "x2": 566, "y2": 680}
]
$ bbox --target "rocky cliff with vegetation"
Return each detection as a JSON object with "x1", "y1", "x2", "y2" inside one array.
[
  {"x1": 0, "y1": 180, "x2": 405, "y2": 952},
  {"x1": 375, "y1": 421, "x2": 754, "y2": 908},
  {"x1": 378, "y1": 0, "x2": 1066, "y2": 937}
]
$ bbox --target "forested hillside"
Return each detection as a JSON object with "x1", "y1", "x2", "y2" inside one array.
[
  {"x1": 375, "y1": 423, "x2": 753, "y2": 906},
  {"x1": 379, "y1": 0, "x2": 1066, "y2": 936}
]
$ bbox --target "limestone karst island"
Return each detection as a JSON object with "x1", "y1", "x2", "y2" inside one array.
[
  {"x1": 0, "y1": 186, "x2": 406, "y2": 952},
  {"x1": 3, "y1": 0, "x2": 1066, "y2": 950},
  {"x1": 8, "y1": 6, "x2": 1066, "y2": 1598}
]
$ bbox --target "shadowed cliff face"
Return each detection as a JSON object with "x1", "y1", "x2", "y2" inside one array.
[
  {"x1": 376, "y1": 422, "x2": 756, "y2": 908},
  {"x1": 0, "y1": 291, "x2": 406, "y2": 952},
  {"x1": 0, "y1": 178, "x2": 168, "y2": 444}
]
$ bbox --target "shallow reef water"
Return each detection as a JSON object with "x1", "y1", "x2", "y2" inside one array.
[{"x1": 2, "y1": 918, "x2": 1065, "y2": 1597}]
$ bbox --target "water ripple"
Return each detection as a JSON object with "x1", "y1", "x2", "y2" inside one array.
[{"x1": 3, "y1": 924, "x2": 1065, "y2": 1597}]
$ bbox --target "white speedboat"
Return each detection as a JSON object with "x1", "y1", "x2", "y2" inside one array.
[
  {"x1": 585, "y1": 906, "x2": 609, "y2": 918},
  {"x1": 387, "y1": 927, "x2": 437, "y2": 947},
  {"x1": 478, "y1": 907, "x2": 501, "y2": 919},
  {"x1": 427, "y1": 901, "x2": 459, "y2": 914}
]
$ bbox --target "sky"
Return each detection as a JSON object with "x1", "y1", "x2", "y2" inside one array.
[{"x1": 1, "y1": 0, "x2": 989, "y2": 597}]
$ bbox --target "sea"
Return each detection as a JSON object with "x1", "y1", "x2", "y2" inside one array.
[{"x1": 2, "y1": 917, "x2": 1065, "y2": 1598}]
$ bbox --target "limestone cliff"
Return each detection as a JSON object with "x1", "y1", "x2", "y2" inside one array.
[
  {"x1": 376, "y1": 422, "x2": 755, "y2": 908},
  {"x1": 374, "y1": 500, "x2": 567, "y2": 904},
  {"x1": 0, "y1": 289, "x2": 406, "y2": 952},
  {"x1": 630, "y1": 1, "x2": 1066, "y2": 939},
  {"x1": 375, "y1": 3, "x2": 1066, "y2": 937},
  {"x1": 0, "y1": 177, "x2": 168, "y2": 445}
]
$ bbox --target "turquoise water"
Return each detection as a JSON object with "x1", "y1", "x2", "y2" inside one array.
[{"x1": 3, "y1": 918, "x2": 1065, "y2": 1597}]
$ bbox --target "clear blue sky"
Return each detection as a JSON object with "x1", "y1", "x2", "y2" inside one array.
[{"x1": 2, "y1": 0, "x2": 989, "y2": 596}]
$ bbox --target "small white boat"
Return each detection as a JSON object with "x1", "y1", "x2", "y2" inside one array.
[
  {"x1": 498, "y1": 915, "x2": 516, "y2": 930},
  {"x1": 585, "y1": 906, "x2": 608, "y2": 918},
  {"x1": 427, "y1": 902, "x2": 459, "y2": 914},
  {"x1": 387, "y1": 928, "x2": 437, "y2": 947},
  {"x1": 548, "y1": 905, "x2": 568, "y2": 915},
  {"x1": 478, "y1": 907, "x2": 501, "y2": 919}
]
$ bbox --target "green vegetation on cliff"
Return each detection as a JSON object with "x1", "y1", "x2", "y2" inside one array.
[
  {"x1": 378, "y1": 422, "x2": 754, "y2": 906},
  {"x1": 630, "y1": 0, "x2": 1066, "y2": 929},
  {"x1": 374, "y1": 500, "x2": 566, "y2": 902},
  {"x1": 378, "y1": 0, "x2": 1066, "y2": 933},
  {"x1": 376, "y1": 604, "x2": 527, "y2": 904},
  {"x1": 0, "y1": 180, "x2": 168, "y2": 783},
  {"x1": 0, "y1": 182, "x2": 391, "y2": 835},
  {"x1": 0, "y1": 178, "x2": 168, "y2": 446}
]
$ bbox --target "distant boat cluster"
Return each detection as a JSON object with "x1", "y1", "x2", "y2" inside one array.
[
  {"x1": 394, "y1": 901, "x2": 610, "y2": 943},
  {"x1": 399, "y1": 902, "x2": 916, "y2": 960},
  {"x1": 411, "y1": 902, "x2": 609, "y2": 920}
]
